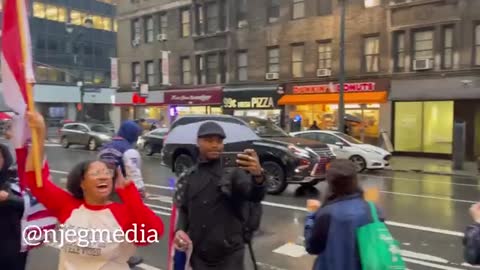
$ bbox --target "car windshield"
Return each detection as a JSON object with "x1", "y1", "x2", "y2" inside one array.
[
  {"x1": 90, "y1": 125, "x2": 111, "y2": 134},
  {"x1": 244, "y1": 118, "x2": 289, "y2": 137},
  {"x1": 334, "y1": 132, "x2": 363, "y2": 144}
]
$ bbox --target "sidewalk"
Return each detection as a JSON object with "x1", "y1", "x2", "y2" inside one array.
[{"x1": 387, "y1": 156, "x2": 479, "y2": 178}]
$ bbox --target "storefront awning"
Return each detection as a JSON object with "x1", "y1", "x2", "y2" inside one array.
[{"x1": 278, "y1": 91, "x2": 388, "y2": 105}]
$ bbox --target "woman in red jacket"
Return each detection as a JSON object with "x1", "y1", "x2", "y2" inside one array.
[{"x1": 24, "y1": 111, "x2": 164, "y2": 270}]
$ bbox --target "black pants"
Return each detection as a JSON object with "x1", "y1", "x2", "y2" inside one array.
[
  {"x1": 2, "y1": 252, "x2": 28, "y2": 270},
  {"x1": 190, "y1": 249, "x2": 245, "y2": 270}
]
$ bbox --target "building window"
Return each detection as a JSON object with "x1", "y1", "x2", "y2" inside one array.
[
  {"x1": 145, "y1": 61, "x2": 155, "y2": 85},
  {"x1": 92, "y1": 15, "x2": 112, "y2": 31},
  {"x1": 206, "y1": 54, "x2": 218, "y2": 84},
  {"x1": 206, "y1": 2, "x2": 218, "y2": 34},
  {"x1": 132, "y1": 18, "x2": 141, "y2": 42},
  {"x1": 475, "y1": 25, "x2": 480, "y2": 65},
  {"x1": 414, "y1": 30, "x2": 434, "y2": 61},
  {"x1": 292, "y1": 0, "x2": 305, "y2": 19},
  {"x1": 220, "y1": 52, "x2": 227, "y2": 83},
  {"x1": 33, "y1": 2, "x2": 66, "y2": 22},
  {"x1": 442, "y1": 26, "x2": 453, "y2": 69},
  {"x1": 158, "y1": 59, "x2": 163, "y2": 84},
  {"x1": 364, "y1": 36, "x2": 379, "y2": 73},
  {"x1": 219, "y1": 0, "x2": 227, "y2": 31},
  {"x1": 268, "y1": 0, "x2": 280, "y2": 23},
  {"x1": 196, "y1": 55, "x2": 205, "y2": 84},
  {"x1": 318, "y1": 0, "x2": 332, "y2": 16},
  {"x1": 196, "y1": 5, "x2": 205, "y2": 35},
  {"x1": 291, "y1": 44, "x2": 304, "y2": 78},
  {"x1": 237, "y1": 0, "x2": 248, "y2": 28},
  {"x1": 181, "y1": 57, "x2": 192, "y2": 84},
  {"x1": 267, "y1": 47, "x2": 280, "y2": 73},
  {"x1": 158, "y1": 13, "x2": 168, "y2": 36},
  {"x1": 145, "y1": 16, "x2": 154, "y2": 43},
  {"x1": 181, "y1": 9, "x2": 191, "y2": 38},
  {"x1": 237, "y1": 51, "x2": 248, "y2": 81},
  {"x1": 394, "y1": 32, "x2": 405, "y2": 72},
  {"x1": 132, "y1": 62, "x2": 141, "y2": 82},
  {"x1": 318, "y1": 42, "x2": 332, "y2": 69},
  {"x1": 364, "y1": 0, "x2": 380, "y2": 8}
]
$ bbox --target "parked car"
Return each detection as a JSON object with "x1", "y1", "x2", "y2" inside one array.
[
  {"x1": 60, "y1": 122, "x2": 113, "y2": 151},
  {"x1": 290, "y1": 130, "x2": 391, "y2": 172},
  {"x1": 137, "y1": 127, "x2": 169, "y2": 156},
  {"x1": 161, "y1": 115, "x2": 335, "y2": 195}
]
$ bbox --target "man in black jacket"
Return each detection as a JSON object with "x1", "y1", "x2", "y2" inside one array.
[{"x1": 173, "y1": 121, "x2": 266, "y2": 270}]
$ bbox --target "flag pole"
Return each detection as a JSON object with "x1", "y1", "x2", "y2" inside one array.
[{"x1": 16, "y1": 0, "x2": 43, "y2": 188}]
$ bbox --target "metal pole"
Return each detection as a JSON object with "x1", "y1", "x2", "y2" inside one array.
[
  {"x1": 338, "y1": 0, "x2": 346, "y2": 133},
  {"x1": 80, "y1": 83, "x2": 85, "y2": 122}
]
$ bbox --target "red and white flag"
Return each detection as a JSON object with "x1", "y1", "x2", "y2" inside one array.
[{"x1": 1, "y1": 0, "x2": 58, "y2": 251}]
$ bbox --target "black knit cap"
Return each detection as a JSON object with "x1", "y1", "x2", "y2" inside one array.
[{"x1": 197, "y1": 121, "x2": 226, "y2": 139}]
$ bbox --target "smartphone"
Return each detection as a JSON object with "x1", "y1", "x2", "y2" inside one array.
[{"x1": 221, "y1": 152, "x2": 242, "y2": 168}]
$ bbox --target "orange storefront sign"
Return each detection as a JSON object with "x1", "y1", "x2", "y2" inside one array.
[{"x1": 278, "y1": 91, "x2": 388, "y2": 105}]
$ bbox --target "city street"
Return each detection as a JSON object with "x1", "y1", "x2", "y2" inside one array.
[{"x1": 23, "y1": 143, "x2": 480, "y2": 270}]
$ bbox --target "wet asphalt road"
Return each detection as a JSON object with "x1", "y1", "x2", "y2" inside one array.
[{"x1": 21, "y1": 143, "x2": 480, "y2": 270}]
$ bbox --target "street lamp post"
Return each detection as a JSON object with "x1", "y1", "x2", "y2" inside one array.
[
  {"x1": 338, "y1": 0, "x2": 346, "y2": 132},
  {"x1": 65, "y1": 19, "x2": 93, "y2": 122}
]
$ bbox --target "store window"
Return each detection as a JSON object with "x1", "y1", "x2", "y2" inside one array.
[
  {"x1": 394, "y1": 101, "x2": 453, "y2": 154},
  {"x1": 292, "y1": 0, "x2": 305, "y2": 19},
  {"x1": 363, "y1": 36, "x2": 379, "y2": 73},
  {"x1": 291, "y1": 44, "x2": 304, "y2": 78},
  {"x1": 181, "y1": 57, "x2": 192, "y2": 85},
  {"x1": 268, "y1": 0, "x2": 280, "y2": 23},
  {"x1": 394, "y1": 32, "x2": 405, "y2": 72},
  {"x1": 237, "y1": 51, "x2": 248, "y2": 81},
  {"x1": 442, "y1": 26, "x2": 453, "y2": 69},
  {"x1": 414, "y1": 30, "x2": 434, "y2": 60},
  {"x1": 181, "y1": 9, "x2": 191, "y2": 38},
  {"x1": 318, "y1": 42, "x2": 332, "y2": 69},
  {"x1": 267, "y1": 47, "x2": 280, "y2": 73}
]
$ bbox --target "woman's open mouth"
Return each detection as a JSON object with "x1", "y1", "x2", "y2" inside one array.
[{"x1": 96, "y1": 183, "x2": 109, "y2": 192}]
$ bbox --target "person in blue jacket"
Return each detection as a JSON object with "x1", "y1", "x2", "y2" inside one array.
[{"x1": 304, "y1": 159, "x2": 384, "y2": 270}]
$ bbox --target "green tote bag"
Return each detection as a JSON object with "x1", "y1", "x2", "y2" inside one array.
[{"x1": 356, "y1": 202, "x2": 406, "y2": 270}]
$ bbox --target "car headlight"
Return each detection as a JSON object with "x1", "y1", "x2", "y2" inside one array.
[
  {"x1": 98, "y1": 134, "x2": 111, "y2": 140},
  {"x1": 288, "y1": 144, "x2": 311, "y2": 159}
]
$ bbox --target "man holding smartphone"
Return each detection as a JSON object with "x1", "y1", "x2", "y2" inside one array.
[{"x1": 173, "y1": 121, "x2": 266, "y2": 270}]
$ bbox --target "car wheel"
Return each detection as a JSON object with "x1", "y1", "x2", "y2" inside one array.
[
  {"x1": 350, "y1": 155, "x2": 366, "y2": 173},
  {"x1": 174, "y1": 154, "x2": 194, "y2": 176},
  {"x1": 88, "y1": 138, "x2": 97, "y2": 151},
  {"x1": 61, "y1": 137, "x2": 70, "y2": 148},
  {"x1": 144, "y1": 143, "x2": 154, "y2": 156},
  {"x1": 262, "y1": 161, "x2": 287, "y2": 195}
]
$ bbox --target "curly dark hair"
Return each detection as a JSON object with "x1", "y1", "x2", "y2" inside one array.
[{"x1": 66, "y1": 160, "x2": 114, "y2": 199}]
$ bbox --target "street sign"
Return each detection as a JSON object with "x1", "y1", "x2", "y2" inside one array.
[{"x1": 83, "y1": 87, "x2": 101, "y2": 93}]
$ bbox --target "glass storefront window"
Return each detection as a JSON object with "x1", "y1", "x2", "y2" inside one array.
[
  {"x1": 233, "y1": 109, "x2": 281, "y2": 126},
  {"x1": 135, "y1": 106, "x2": 169, "y2": 128},
  {"x1": 394, "y1": 101, "x2": 453, "y2": 154},
  {"x1": 33, "y1": 2, "x2": 46, "y2": 18}
]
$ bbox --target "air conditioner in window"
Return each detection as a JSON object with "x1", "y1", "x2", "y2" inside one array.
[
  {"x1": 413, "y1": 59, "x2": 433, "y2": 71},
  {"x1": 132, "y1": 37, "x2": 140, "y2": 47},
  {"x1": 157, "y1": 33, "x2": 167, "y2": 41},
  {"x1": 265, "y1": 72, "x2": 279, "y2": 80},
  {"x1": 316, "y1": 68, "x2": 331, "y2": 77}
]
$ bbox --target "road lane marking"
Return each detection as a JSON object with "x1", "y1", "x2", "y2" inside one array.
[
  {"x1": 401, "y1": 250, "x2": 449, "y2": 263},
  {"x1": 50, "y1": 170, "x2": 467, "y2": 237},
  {"x1": 403, "y1": 258, "x2": 466, "y2": 270},
  {"x1": 273, "y1": 243, "x2": 308, "y2": 257},
  {"x1": 381, "y1": 190, "x2": 477, "y2": 204},
  {"x1": 146, "y1": 203, "x2": 172, "y2": 212}
]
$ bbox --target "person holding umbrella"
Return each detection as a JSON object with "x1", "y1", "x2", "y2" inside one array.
[{"x1": 172, "y1": 121, "x2": 267, "y2": 270}]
